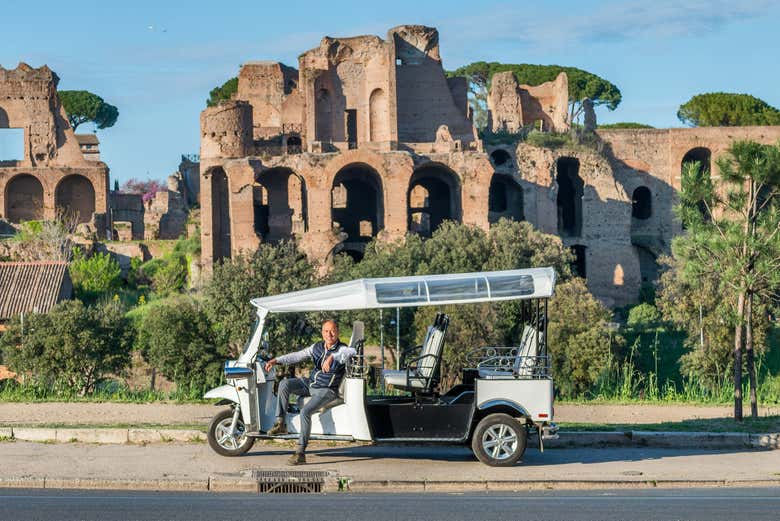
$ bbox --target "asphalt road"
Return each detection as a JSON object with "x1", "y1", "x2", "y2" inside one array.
[{"x1": 2, "y1": 488, "x2": 780, "y2": 521}]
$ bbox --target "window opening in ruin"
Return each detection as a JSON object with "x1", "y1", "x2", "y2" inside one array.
[
  {"x1": 254, "y1": 168, "x2": 307, "y2": 242},
  {"x1": 345, "y1": 109, "x2": 357, "y2": 149},
  {"x1": 55, "y1": 174, "x2": 95, "y2": 224},
  {"x1": 369, "y1": 89, "x2": 389, "y2": 142},
  {"x1": 342, "y1": 247, "x2": 364, "y2": 263},
  {"x1": 681, "y1": 147, "x2": 712, "y2": 223},
  {"x1": 210, "y1": 168, "x2": 231, "y2": 262},
  {"x1": 0, "y1": 128, "x2": 24, "y2": 161},
  {"x1": 331, "y1": 163, "x2": 384, "y2": 246},
  {"x1": 5, "y1": 174, "x2": 44, "y2": 223},
  {"x1": 571, "y1": 245, "x2": 587, "y2": 279},
  {"x1": 488, "y1": 174, "x2": 524, "y2": 224},
  {"x1": 315, "y1": 88, "x2": 333, "y2": 142},
  {"x1": 635, "y1": 245, "x2": 659, "y2": 284},
  {"x1": 408, "y1": 164, "x2": 461, "y2": 237},
  {"x1": 490, "y1": 149, "x2": 511, "y2": 167},
  {"x1": 632, "y1": 186, "x2": 652, "y2": 220},
  {"x1": 556, "y1": 157, "x2": 584, "y2": 237},
  {"x1": 286, "y1": 135, "x2": 302, "y2": 155}
]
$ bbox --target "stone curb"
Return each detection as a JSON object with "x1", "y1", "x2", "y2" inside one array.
[
  {"x1": 4, "y1": 427, "x2": 205, "y2": 444},
  {"x1": 1, "y1": 476, "x2": 779, "y2": 494},
  {"x1": 2, "y1": 427, "x2": 779, "y2": 449}
]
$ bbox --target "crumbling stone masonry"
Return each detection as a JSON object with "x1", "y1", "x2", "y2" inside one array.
[
  {"x1": 199, "y1": 25, "x2": 780, "y2": 307},
  {"x1": 0, "y1": 64, "x2": 109, "y2": 233},
  {"x1": 487, "y1": 71, "x2": 569, "y2": 133}
]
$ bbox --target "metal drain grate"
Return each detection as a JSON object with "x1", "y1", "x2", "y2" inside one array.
[{"x1": 252, "y1": 470, "x2": 329, "y2": 494}]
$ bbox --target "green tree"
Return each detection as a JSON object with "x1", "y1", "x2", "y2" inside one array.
[
  {"x1": 206, "y1": 77, "x2": 238, "y2": 107},
  {"x1": 0, "y1": 300, "x2": 132, "y2": 394},
  {"x1": 202, "y1": 240, "x2": 316, "y2": 355},
  {"x1": 135, "y1": 296, "x2": 223, "y2": 389},
  {"x1": 446, "y1": 62, "x2": 622, "y2": 127},
  {"x1": 69, "y1": 248, "x2": 122, "y2": 302},
  {"x1": 673, "y1": 140, "x2": 780, "y2": 419},
  {"x1": 547, "y1": 279, "x2": 619, "y2": 397},
  {"x1": 59, "y1": 90, "x2": 119, "y2": 131},
  {"x1": 677, "y1": 93, "x2": 780, "y2": 127}
]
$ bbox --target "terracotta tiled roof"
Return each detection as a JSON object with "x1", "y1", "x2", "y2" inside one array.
[{"x1": 0, "y1": 262, "x2": 73, "y2": 320}]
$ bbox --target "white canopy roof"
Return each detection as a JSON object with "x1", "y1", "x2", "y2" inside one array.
[{"x1": 250, "y1": 267, "x2": 556, "y2": 313}]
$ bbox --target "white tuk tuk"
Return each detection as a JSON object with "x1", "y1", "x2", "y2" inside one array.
[{"x1": 205, "y1": 267, "x2": 559, "y2": 466}]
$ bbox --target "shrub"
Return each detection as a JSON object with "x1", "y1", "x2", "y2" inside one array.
[
  {"x1": 135, "y1": 296, "x2": 223, "y2": 389},
  {"x1": 69, "y1": 248, "x2": 122, "y2": 301},
  {"x1": 525, "y1": 130, "x2": 570, "y2": 149},
  {"x1": 0, "y1": 300, "x2": 133, "y2": 394},
  {"x1": 151, "y1": 256, "x2": 187, "y2": 296},
  {"x1": 547, "y1": 278, "x2": 621, "y2": 397},
  {"x1": 203, "y1": 240, "x2": 316, "y2": 355}
]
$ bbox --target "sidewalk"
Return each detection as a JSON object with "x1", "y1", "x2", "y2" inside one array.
[{"x1": 1, "y1": 440, "x2": 779, "y2": 493}]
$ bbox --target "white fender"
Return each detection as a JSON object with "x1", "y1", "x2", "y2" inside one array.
[{"x1": 204, "y1": 384, "x2": 240, "y2": 403}]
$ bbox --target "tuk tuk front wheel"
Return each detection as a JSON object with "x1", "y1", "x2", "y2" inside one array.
[
  {"x1": 207, "y1": 408, "x2": 255, "y2": 456},
  {"x1": 471, "y1": 413, "x2": 527, "y2": 466}
]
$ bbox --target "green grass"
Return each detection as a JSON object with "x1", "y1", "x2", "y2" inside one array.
[
  {"x1": 0, "y1": 422, "x2": 207, "y2": 431},
  {"x1": 559, "y1": 415, "x2": 780, "y2": 434},
  {"x1": 0, "y1": 381, "x2": 212, "y2": 404}
]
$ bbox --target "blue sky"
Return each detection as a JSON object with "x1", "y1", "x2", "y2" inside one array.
[{"x1": 2, "y1": 0, "x2": 779, "y2": 184}]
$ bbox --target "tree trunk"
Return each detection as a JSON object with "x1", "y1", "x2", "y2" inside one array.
[
  {"x1": 746, "y1": 292, "x2": 758, "y2": 419},
  {"x1": 734, "y1": 291, "x2": 745, "y2": 421}
]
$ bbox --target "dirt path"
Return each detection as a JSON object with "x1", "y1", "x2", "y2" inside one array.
[{"x1": 1, "y1": 402, "x2": 779, "y2": 427}]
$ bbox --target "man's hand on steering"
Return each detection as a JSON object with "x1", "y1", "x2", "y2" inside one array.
[
  {"x1": 322, "y1": 354, "x2": 334, "y2": 372},
  {"x1": 264, "y1": 358, "x2": 277, "y2": 372}
]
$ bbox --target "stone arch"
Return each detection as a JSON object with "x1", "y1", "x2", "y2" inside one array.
[
  {"x1": 209, "y1": 167, "x2": 231, "y2": 262},
  {"x1": 681, "y1": 147, "x2": 712, "y2": 222},
  {"x1": 488, "y1": 173, "x2": 524, "y2": 224},
  {"x1": 331, "y1": 163, "x2": 384, "y2": 248},
  {"x1": 681, "y1": 147, "x2": 711, "y2": 175},
  {"x1": 55, "y1": 174, "x2": 95, "y2": 224},
  {"x1": 408, "y1": 163, "x2": 462, "y2": 237},
  {"x1": 571, "y1": 244, "x2": 587, "y2": 279},
  {"x1": 315, "y1": 88, "x2": 333, "y2": 142},
  {"x1": 490, "y1": 149, "x2": 512, "y2": 167},
  {"x1": 369, "y1": 88, "x2": 389, "y2": 142},
  {"x1": 556, "y1": 157, "x2": 583, "y2": 237},
  {"x1": 0, "y1": 106, "x2": 9, "y2": 128},
  {"x1": 632, "y1": 186, "x2": 652, "y2": 220},
  {"x1": 254, "y1": 167, "x2": 307, "y2": 242},
  {"x1": 5, "y1": 174, "x2": 44, "y2": 223}
]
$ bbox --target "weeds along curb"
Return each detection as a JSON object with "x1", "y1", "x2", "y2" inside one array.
[{"x1": 1, "y1": 427, "x2": 779, "y2": 448}]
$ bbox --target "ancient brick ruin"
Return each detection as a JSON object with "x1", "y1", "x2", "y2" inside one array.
[
  {"x1": 0, "y1": 63, "x2": 109, "y2": 233},
  {"x1": 198, "y1": 24, "x2": 780, "y2": 306}
]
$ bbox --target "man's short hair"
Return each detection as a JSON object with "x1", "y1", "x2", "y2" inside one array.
[{"x1": 322, "y1": 318, "x2": 339, "y2": 329}]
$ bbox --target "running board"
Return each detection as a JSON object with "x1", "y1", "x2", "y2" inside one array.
[{"x1": 249, "y1": 433, "x2": 354, "y2": 442}]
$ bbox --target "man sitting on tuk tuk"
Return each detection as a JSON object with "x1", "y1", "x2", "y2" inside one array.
[{"x1": 263, "y1": 319, "x2": 355, "y2": 465}]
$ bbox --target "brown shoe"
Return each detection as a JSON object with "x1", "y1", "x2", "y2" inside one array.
[
  {"x1": 287, "y1": 452, "x2": 306, "y2": 466},
  {"x1": 267, "y1": 418, "x2": 288, "y2": 436}
]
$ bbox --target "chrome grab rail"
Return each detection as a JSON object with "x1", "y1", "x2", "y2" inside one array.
[{"x1": 473, "y1": 347, "x2": 551, "y2": 378}]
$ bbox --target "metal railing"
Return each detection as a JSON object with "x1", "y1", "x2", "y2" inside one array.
[{"x1": 474, "y1": 347, "x2": 551, "y2": 379}]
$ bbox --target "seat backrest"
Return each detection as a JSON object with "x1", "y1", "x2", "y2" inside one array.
[
  {"x1": 513, "y1": 325, "x2": 541, "y2": 377},
  {"x1": 348, "y1": 321, "x2": 364, "y2": 350},
  {"x1": 417, "y1": 314, "x2": 448, "y2": 378}
]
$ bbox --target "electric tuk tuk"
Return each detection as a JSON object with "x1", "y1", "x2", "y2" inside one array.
[{"x1": 205, "y1": 267, "x2": 558, "y2": 466}]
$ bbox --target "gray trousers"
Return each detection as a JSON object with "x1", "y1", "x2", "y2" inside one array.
[{"x1": 275, "y1": 377, "x2": 337, "y2": 452}]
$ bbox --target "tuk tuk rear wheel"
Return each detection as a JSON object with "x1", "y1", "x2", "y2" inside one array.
[
  {"x1": 471, "y1": 413, "x2": 527, "y2": 467},
  {"x1": 207, "y1": 408, "x2": 255, "y2": 456}
]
